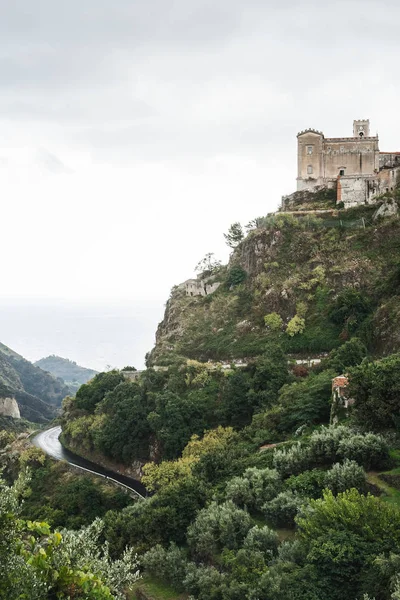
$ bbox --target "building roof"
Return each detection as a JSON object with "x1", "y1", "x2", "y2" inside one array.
[
  {"x1": 297, "y1": 128, "x2": 324, "y2": 137},
  {"x1": 332, "y1": 375, "x2": 348, "y2": 389}
]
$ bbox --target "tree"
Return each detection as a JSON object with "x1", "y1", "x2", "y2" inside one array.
[
  {"x1": 277, "y1": 370, "x2": 334, "y2": 432},
  {"x1": 224, "y1": 222, "x2": 244, "y2": 248},
  {"x1": 323, "y1": 337, "x2": 367, "y2": 373},
  {"x1": 349, "y1": 354, "x2": 400, "y2": 431},
  {"x1": 187, "y1": 501, "x2": 252, "y2": 560},
  {"x1": 225, "y1": 467, "x2": 282, "y2": 510},
  {"x1": 74, "y1": 370, "x2": 124, "y2": 412},
  {"x1": 0, "y1": 472, "x2": 139, "y2": 599},
  {"x1": 195, "y1": 253, "x2": 222, "y2": 276},
  {"x1": 96, "y1": 382, "x2": 151, "y2": 462},
  {"x1": 296, "y1": 489, "x2": 400, "y2": 600},
  {"x1": 328, "y1": 288, "x2": 372, "y2": 334},
  {"x1": 226, "y1": 265, "x2": 247, "y2": 287},
  {"x1": 286, "y1": 315, "x2": 306, "y2": 337},
  {"x1": 264, "y1": 312, "x2": 284, "y2": 332}
]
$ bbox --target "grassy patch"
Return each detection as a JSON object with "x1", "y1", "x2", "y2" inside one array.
[
  {"x1": 276, "y1": 527, "x2": 296, "y2": 542},
  {"x1": 129, "y1": 576, "x2": 187, "y2": 600},
  {"x1": 367, "y1": 472, "x2": 400, "y2": 506}
]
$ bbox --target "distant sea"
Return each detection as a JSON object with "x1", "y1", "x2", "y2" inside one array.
[{"x1": 0, "y1": 300, "x2": 161, "y2": 372}]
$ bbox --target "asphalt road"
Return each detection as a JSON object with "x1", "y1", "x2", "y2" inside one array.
[{"x1": 33, "y1": 426, "x2": 146, "y2": 499}]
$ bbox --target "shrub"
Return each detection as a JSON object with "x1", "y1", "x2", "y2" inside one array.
[
  {"x1": 186, "y1": 501, "x2": 252, "y2": 560},
  {"x1": 183, "y1": 563, "x2": 226, "y2": 600},
  {"x1": 286, "y1": 469, "x2": 326, "y2": 499},
  {"x1": 324, "y1": 460, "x2": 366, "y2": 495},
  {"x1": 323, "y1": 338, "x2": 367, "y2": 373},
  {"x1": 226, "y1": 265, "x2": 247, "y2": 287},
  {"x1": 264, "y1": 312, "x2": 283, "y2": 332},
  {"x1": 286, "y1": 315, "x2": 306, "y2": 337},
  {"x1": 350, "y1": 354, "x2": 400, "y2": 431},
  {"x1": 337, "y1": 433, "x2": 389, "y2": 470},
  {"x1": 328, "y1": 288, "x2": 372, "y2": 333},
  {"x1": 142, "y1": 543, "x2": 188, "y2": 591},
  {"x1": 243, "y1": 526, "x2": 279, "y2": 556},
  {"x1": 277, "y1": 371, "x2": 334, "y2": 432},
  {"x1": 308, "y1": 426, "x2": 354, "y2": 465},
  {"x1": 263, "y1": 491, "x2": 303, "y2": 528},
  {"x1": 273, "y1": 444, "x2": 313, "y2": 477},
  {"x1": 225, "y1": 467, "x2": 282, "y2": 510}
]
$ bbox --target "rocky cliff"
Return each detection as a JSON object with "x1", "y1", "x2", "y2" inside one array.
[
  {"x1": 0, "y1": 397, "x2": 20, "y2": 419},
  {"x1": 148, "y1": 195, "x2": 400, "y2": 365}
]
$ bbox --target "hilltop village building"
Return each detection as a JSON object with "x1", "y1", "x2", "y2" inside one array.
[{"x1": 292, "y1": 119, "x2": 400, "y2": 207}]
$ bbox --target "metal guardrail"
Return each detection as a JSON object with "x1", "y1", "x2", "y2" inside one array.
[{"x1": 66, "y1": 461, "x2": 145, "y2": 500}]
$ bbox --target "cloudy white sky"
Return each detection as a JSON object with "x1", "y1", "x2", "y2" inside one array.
[{"x1": 0, "y1": 0, "x2": 399, "y2": 370}]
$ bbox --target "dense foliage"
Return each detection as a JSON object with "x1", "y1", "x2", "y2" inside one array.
[
  {"x1": 0, "y1": 472, "x2": 139, "y2": 599},
  {"x1": 7, "y1": 197, "x2": 400, "y2": 599},
  {"x1": 62, "y1": 350, "x2": 291, "y2": 463}
]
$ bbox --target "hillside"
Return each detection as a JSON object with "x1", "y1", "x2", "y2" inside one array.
[
  {"x1": 0, "y1": 343, "x2": 70, "y2": 422},
  {"x1": 35, "y1": 355, "x2": 98, "y2": 394},
  {"x1": 148, "y1": 195, "x2": 400, "y2": 366},
  {"x1": 47, "y1": 186, "x2": 400, "y2": 600}
]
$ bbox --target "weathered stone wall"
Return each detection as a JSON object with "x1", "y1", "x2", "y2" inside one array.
[
  {"x1": 379, "y1": 152, "x2": 400, "y2": 169},
  {"x1": 182, "y1": 278, "x2": 221, "y2": 297},
  {"x1": 297, "y1": 130, "x2": 325, "y2": 190},
  {"x1": 338, "y1": 176, "x2": 367, "y2": 207},
  {"x1": 0, "y1": 397, "x2": 20, "y2": 419},
  {"x1": 323, "y1": 137, "x2": 379, "y2": 179}
]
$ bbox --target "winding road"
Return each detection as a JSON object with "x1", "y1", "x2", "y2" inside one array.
[{"x1": 33, "y1": 426, "x2": 146, "y2": 499}]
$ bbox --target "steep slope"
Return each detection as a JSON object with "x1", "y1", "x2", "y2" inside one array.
[
  {"x1": 34, "y1": 355, "x2": 98, "y2": 394},
  {"x1": 149, "y1": 197, "x2": 400, "y2": 365},
  {"x1": 0, "y1": 343, "x2": 69, "y2": 422}
]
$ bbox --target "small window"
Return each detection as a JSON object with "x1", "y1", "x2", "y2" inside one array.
[
  {"x1": 339, "y1": 169, "x2": 345, "y2": 176},
  {"x1": 307, "y1": 165, "x2": 313, "y2": 175},
  {"x1": 307, "y1": 146, "x2": 313, "y2": 155}
]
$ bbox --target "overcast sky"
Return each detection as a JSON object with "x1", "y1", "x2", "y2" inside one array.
[{"x1": 1, "y1": 0, "x2": 399, "y2": 369}]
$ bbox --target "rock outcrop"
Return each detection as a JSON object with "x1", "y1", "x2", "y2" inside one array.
[{"x1": 0, "y1": 397, "x2": 20, "y2": 419}]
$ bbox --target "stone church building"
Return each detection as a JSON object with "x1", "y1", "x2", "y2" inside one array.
[{"x1": 296, "y1": 119, "x2": 400, "y2": 207}]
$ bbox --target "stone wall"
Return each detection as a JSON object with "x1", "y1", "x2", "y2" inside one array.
[
  {"x1": 182, "y1": 278, "x2": 221, "y2": 297},
  {"x1": 0, "y1": 397, "x2": 20, "y2": 419},
  {"x1": 338, "y1": 176, "x2": 367, "y2": 207}
]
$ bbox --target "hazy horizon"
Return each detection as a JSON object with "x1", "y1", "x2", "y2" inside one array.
[{"x1": 0, "y1": 300, "x2": 163, "y2": 371}]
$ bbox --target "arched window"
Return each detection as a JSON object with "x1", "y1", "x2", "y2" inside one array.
[{"x1": 307, "y1": 165, "x2": 313, "y2": 175}]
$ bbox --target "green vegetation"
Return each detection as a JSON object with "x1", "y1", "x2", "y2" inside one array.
[
  {"x1": 0, "y1": 342, "x2": 69, "y2": 422},
  {"x1": 61, "y1": 350, "x2": 291, "y2": 463},
  {"x1": 5, "y1": 195, "x2": 400, "y2": 598},
  {"x1": 0, "y1": 472, "x2": 139, "y2": 599},
  {"x1": 34, "y1": 355, "x2": 98, "y2": 394},
  {"x1": 149, "y1": 197, "x2": 400, "y2": 365}
]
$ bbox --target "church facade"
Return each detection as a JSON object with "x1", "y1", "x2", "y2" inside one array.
[{"x1": 296, "y1": 120, "x2": 400, "y2": 207}]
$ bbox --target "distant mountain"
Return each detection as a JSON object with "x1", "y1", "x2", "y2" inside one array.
[
  {"x1": 34, "y1": 355, "x2": 98, "y2": 394},
  {"x1": 0, "y1": 343, "x2": 70, "y2": 423}
]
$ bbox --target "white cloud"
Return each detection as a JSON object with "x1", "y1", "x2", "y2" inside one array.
[{"x1": 0, "y1": 0, "x2": 399, "y2": 368}]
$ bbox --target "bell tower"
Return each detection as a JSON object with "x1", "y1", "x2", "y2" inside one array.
[{"x1": 353, "y1": 119, "x2": 370, "y2": 138}]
